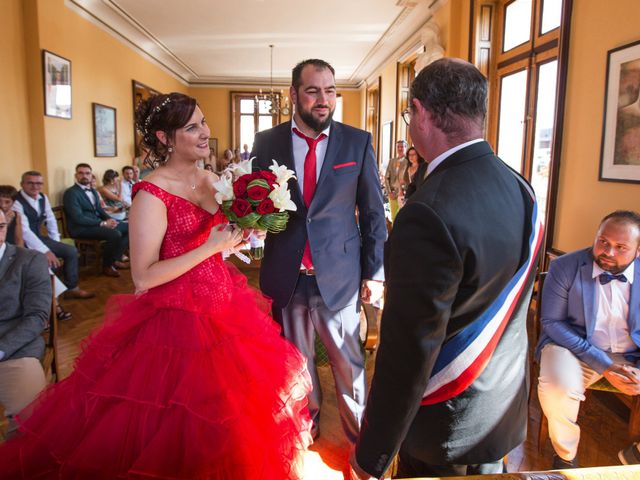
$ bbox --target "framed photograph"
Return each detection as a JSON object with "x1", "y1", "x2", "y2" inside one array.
[
  {"x1": 599, "y1": 39, "x2": 640, "y2": 183},
  {"x1": 132, "y1": 80, "x2": 161, "y2": 157},
  {"x1": 42, "y1": 50, "x2": 71, "y2": 119},
  {"x1": 208, "y1": 138, "x2": 218, "y2": 157},
  {"x1": 92, "y1": 103, "x2": 117, "y2": 157}
]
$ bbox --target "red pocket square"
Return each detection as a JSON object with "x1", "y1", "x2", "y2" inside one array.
[{"x1": 333, "y1": 162, "x2": 357, "y2": 170}]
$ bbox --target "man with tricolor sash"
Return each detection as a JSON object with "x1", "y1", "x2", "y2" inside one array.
[{"x1": 350, "y1": 58, "x2": 542, "y2": 479}]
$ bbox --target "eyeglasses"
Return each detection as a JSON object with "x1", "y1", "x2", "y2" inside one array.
[{"x1": 401, "y1": 107, "x2": 412, "y2": 126}]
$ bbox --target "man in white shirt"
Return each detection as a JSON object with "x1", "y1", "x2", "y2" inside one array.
[
  {"x1": 120, "y1": 165, "x2": 137, "y2": 207},
  {"x1": 536, "y1": 210, "x2": 640, "y2": 468},
  {"x1": 14, "y1": 171, "x2": 93, "y2": 299}
]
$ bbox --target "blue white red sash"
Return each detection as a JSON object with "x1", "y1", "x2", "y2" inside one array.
[{"x1": 421, "y1": 171, "x2": 544, "y2": 406}]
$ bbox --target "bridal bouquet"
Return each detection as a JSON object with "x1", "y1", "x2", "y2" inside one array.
[{"x1": 213, "y1": 158, "x2": 297, "y2": 260}]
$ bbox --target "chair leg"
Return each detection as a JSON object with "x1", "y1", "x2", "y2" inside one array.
[
  {"x1": 538, "y1": 411, "x2": 549, "y2": 453},
  {"x1": 629, "y1": 396, "x2": 640, "y2": 442}
]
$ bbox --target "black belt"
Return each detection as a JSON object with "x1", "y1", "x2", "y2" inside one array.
[{"x1": 300, "y1": 268, "x2": 316, "y2": 276}]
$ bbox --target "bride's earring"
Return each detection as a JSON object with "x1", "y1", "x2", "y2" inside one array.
[{"x1": 167, "y1": 146, "x2": 174, "y2": 153}]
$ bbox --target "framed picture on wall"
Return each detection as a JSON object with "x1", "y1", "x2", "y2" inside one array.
[
  {"x1": 42, "y1": 50, "x2": 72, "y2": 119},
  {"x1": 132, "y1": 80, "x2": 161, "y2": 157},
  {"x1": 599, "y1": 39, "x2": 640, "y2": 183},
  {"x1": 208, "y1": 138, "x2": 218, "y2": 158},
  {"x1": 92, "y1": 103, "x2": 117, "y2": 157}
]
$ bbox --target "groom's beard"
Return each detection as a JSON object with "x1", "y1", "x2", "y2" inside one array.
[{"x1": 296, "y1": 101, "x2": 334, "y2": 134}]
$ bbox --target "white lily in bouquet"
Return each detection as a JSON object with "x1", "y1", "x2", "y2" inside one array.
[{"x1": 212, "y1": 158, "x2": 297, "y2": 260}]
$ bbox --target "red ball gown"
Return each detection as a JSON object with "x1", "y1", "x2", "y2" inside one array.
[{"x1": 0, "y1": 181, "x2": 312, "y2": 479}]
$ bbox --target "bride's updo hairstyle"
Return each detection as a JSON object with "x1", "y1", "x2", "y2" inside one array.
[{"x1": 135, "y1": 92, "x2": 197, "y2": 168}]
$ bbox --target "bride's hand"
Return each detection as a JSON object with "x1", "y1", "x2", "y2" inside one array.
[{"x1": 205, "y1": 224, "x2": 244, "y2": 254}]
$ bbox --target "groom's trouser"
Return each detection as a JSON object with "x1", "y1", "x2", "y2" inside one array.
[{"x1": 272, "y1": 273, "x2": 366, "y2": 445}]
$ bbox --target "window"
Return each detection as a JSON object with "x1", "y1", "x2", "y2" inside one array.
[
  {"x1": 477, "y1": 0, "x2": 570, "y2": 252},
  {"x1": 231, "y1": 93, "x2": 280, "y2": 152}
]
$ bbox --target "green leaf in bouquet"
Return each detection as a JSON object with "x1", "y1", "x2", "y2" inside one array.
[
  {"x1": 257, "y1": 212, "x2": 289, "y2": 233},
  {"x1": 247, "y1": 178, "x2": 270, "y2": 190},
  {"x1": 235, "y1": 212, "x2": 261, "y2": 229}
]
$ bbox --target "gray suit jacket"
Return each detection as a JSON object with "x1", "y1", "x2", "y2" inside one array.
[
  {"x1": 0, "y1": 244, "x2": 51, "y2": 361},
  {"x1": 251, "y1": 120, "x2": 386, "y2": 310}
]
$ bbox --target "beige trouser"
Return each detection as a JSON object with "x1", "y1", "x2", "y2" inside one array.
[
  {"x1": 537, "y1": 344, "x2": 633, "y2": 461},
  {"x1": 0, "y1": 357, "x2": 46, "y2": 436}
]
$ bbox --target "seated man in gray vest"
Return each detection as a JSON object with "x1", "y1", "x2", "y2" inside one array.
[
  {"x1": 0, "y1": 209, "x2": 51, "y2": 439},
  {"x1": 13, "y1": 171, "x2": 93, "y2": 299}
]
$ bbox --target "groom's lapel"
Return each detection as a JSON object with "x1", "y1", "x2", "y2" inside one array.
[{"x1": 275, "y1": 123, "x2": 305, "y2": 213}]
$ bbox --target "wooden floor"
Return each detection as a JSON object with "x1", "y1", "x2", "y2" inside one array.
[{"x1": 48, "y1": 261, "x2": 631, "y2": 478}]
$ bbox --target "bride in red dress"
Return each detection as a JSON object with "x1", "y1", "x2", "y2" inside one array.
[{"x1": 0, "y1": 93, "x2": 312, "y2": 479}]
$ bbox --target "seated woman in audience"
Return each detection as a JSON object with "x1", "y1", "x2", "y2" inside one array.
[
  {"x1": 0, "y1": 185, "x2": 24, "y2": 247},
  {"x1": 0, "y1": 92, "x2": 311, "y2": 479},
  {"x1": 97, "y1": 169, "x2": 126, "y2": 220},
  {"x1": 0, "y1": 185, "x2": 71, "y2": 320}
]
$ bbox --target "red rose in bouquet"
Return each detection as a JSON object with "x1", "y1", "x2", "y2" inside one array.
[
  {"x1": 230, "y1": 198, "x2": 252, "y2": 217},
  {"x1": 256, "y1": 198, "x2": 275, "y2": 215},
  {"x1": 233, "y1": 176, "x2": 250, "y2": 197},
  {"x1": 247, "y1": 181, "x2": 270, "y2": 201}
]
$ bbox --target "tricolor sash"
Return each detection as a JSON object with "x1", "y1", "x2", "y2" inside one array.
[{"x1": 421, "y1": 170, "x2": 544, "y2": 406}]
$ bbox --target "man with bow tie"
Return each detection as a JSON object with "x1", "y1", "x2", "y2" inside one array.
[
  {"x1": 62, "y1": 163, "x2": 129, "y2": 278},
  {"x1": 536, "y1": 210, "x2": 640, "y2": 469}
]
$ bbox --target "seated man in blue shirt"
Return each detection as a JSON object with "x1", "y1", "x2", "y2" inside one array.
[{"x1": 536, "y1": 210, "x2": 640, "y2": 469}]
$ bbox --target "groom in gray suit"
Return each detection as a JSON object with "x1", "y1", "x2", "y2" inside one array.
[
  {"x1": 0, "y1": 209, "x2": 51, "y2": 437},
  {"x1": 252, "y1": 59, "x2": 386, "y2": 443}
]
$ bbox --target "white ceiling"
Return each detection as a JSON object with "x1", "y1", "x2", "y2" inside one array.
[{"x1": 67, "y1": 0, "x2": 442, "y2": 87}]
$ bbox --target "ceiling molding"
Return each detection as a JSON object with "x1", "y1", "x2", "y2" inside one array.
[
  {"x1": 65, "y1": 0, "x2": 445, "y2": 89},
  {"x1": 65, "y1": 0, "x2": 192, "y2": 84}
]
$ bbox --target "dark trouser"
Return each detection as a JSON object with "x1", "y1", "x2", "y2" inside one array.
[
  {"x1": 41, "y1": 237, "x2": 79, "y2": 289},
  {"x1": 396, "y1": 449, "x2": 505, "y2": 478},
  {"x1": 71, "y1": 222, "x2": 128, "y2": 267},
  {"x1": 272, "y1": 274, "x2": 365, "y2": 445}
]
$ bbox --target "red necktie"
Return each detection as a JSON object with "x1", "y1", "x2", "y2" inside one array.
[{"x1": 293, "y1": 127, "x2": 327, "y2": 269}]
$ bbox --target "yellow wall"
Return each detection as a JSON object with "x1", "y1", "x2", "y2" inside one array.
[
  {"x1": 32, "y1": 0, "x2": 188, "y2": 202},
  {"x1": 1, "y1": 0, "x2": 33, "y2": 186},
  {"x1": 553, "y1": 0, "x2": 640, "y2": 251}
]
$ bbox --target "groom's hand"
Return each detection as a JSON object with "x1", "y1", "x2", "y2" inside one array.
[{"x1": 361, "y1": 279, "x2": 384, "y2": 304}]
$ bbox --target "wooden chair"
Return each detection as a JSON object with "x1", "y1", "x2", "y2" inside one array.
[
  {"x1": 533, "y1": 271, "x2": 640, "y2": 452},
  {"x1": 54, "y1": 206, "x2": 104, "y2": 274},
  {"x1": 41, "y1": 275, "x2": 59, "y2": 383}
]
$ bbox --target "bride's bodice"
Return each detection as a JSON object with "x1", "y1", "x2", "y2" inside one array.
[{"x1": 133, "y1": 181, "x2": 232, "y2": 310}]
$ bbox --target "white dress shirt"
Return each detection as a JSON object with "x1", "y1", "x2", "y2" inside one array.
[
  {"x1": 291, "y1": 117, "x2": 331, "y2": 196},
  {"x1": 0, "y1": 242, "x2": 6, "y2": 262},
  {"x1": 77, "y1": 182, "x2": 96, "y2": 207},
  {"x1": 12, "y1": 191, "x2": 61, "y2": 254},
  {"x1": 121, "y1": 180, "x2": 135, "y2": 207},
  {"x1": 426, "y1": 138, "x2": 484, "y2": 176},
  {"x1": 591, "y1": 261, "x2": 635, "y2": 353}
]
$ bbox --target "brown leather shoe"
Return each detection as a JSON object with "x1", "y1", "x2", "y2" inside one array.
[
  {"x1": 103, "y1": 266, "x2": 121, "y2": 277},
  {"x1": 64, "y1": 287, "x2": 96, "y2": 299},
  {"x1": 113, "y1": 260, "x2": 130, "y2": 270}
]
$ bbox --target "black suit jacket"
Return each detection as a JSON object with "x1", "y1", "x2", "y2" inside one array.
[
  {"x1": 62, "y1": 184, "x2": 110, "y2": 236},
  {"x1": 251, "y1": 120, "x2": 386, "y2": 311},
  {"x1": 356, "y1": 141, "x2": 539, "y2": 475}
]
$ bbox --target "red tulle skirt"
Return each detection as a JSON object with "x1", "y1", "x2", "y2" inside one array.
[{"x1": 0, "y1": 266, "x2": 312, "y2": 479}]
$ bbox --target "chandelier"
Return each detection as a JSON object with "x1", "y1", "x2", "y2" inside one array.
[{"x1": 255, "y1": 45, "x2": 290, "y2": 116}]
